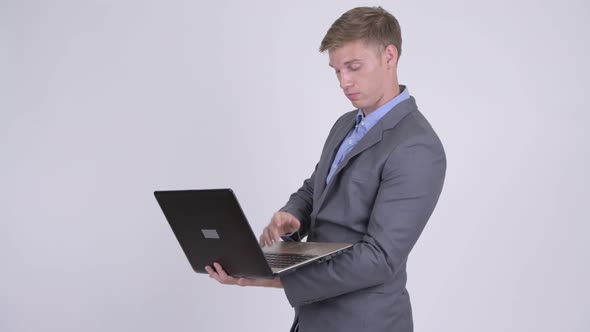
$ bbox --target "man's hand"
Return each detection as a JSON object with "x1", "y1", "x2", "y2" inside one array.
[
  {"x1": 205, "y1": 262, "x2": 283, "y2": 288},
  {"x1": 259, "y1": 211, "x2": 301, "y2": 247}
]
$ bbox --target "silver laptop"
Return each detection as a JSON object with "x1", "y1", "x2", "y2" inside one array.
[{"x1": 154, "y1": 189, "x2": 352, "y2": 279}]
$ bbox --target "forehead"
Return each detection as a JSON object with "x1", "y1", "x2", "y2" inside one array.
[{"x1": 328, "y1": 40, "x2": 380, "y2": 67}]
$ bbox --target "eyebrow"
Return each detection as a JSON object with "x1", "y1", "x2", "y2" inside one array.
[{"x1": 329, "y1": 59, "x2": 362, "y2": 68}]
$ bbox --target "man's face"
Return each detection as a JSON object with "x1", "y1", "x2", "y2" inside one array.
[{"x1": 328, "y1": 40, "x2": 397, "y2": 115}]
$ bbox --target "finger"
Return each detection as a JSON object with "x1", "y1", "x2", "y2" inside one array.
[
  {"x1": 269, "y1": 213, "x2": 283, "y2": 242},
  {"x1": 206, "y1": 265, "x2": 225, "y2": 283},
  {"x1": 213, "y1": 262, "x2": 236, "y2": 284},
  {"x1": 263, "y1": 226, "x2": 274, "y2": 246},
  {"x1": 205, "y1": 265, "x2": 216, "y2": 277},
  {"x1": 260, "y1": 227, "x2": 268, "y2": 247},
  {"x1": 271, "y1": 227, "x2": 281, "y2": 243},
  {"x1": 263, "y1": 226, "x2": 272, "y2": 246},
  {"x1": 259, "y1": 233, "x2": 265, "y2": 247},
  {"x1": 286, "y1": 217, "x2": 301, "y2": 232},
  {"x1": 278, "y1": 213, "x2": 298, "y2": 234},
  {"x1": 213, "y1": 262, "x2": 228, "y2": 278}
]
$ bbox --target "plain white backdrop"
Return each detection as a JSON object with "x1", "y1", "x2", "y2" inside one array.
[{"x1": 1, "y1": 0, "x2": 589, "y2": 331}]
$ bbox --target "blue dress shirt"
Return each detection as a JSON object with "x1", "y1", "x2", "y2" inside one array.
[{"x1": 326, "y1": 86, "x2": 410, "y2": 184}]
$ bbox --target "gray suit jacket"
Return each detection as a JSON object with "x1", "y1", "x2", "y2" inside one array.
[{"x1": 280, "y1": 95, "x2": 446, "y2": 332}]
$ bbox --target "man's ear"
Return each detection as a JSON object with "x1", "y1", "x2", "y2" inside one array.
[{"x1": 384, "y1": 44, "x2": 399, "y2": 67}]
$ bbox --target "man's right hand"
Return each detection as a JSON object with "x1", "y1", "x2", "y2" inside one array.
[{"x1": 259, "y1": 211, "x2": 301, "y2": 247}]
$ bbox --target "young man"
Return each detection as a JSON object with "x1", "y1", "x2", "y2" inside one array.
[{"x1": 206, "y1": 6, "x2": 446, "y2": 332}]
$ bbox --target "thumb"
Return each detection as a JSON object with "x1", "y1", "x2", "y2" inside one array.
[{"x1": 285, "y1": 217, "x2": 301, "y2": 232}]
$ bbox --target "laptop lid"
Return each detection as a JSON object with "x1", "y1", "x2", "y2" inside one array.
[
  {"x1": 154, "y1": 189, "x2": 352, "y2": 279},
  {"x1": 154, "y1": 189, "x2": 275, "y2": 279}
]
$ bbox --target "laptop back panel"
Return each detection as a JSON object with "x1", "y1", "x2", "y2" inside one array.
[{"x1": 154, "y1": 189, "x2": 274, "y2": 279}]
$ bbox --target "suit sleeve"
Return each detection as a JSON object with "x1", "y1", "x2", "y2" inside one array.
[{"x1": 281, "y1": 133, "x2": 446, "y2": 306}]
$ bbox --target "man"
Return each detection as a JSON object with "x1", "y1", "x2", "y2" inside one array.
[{"x1": 205, "y1": 6, "x2": 446, "y2": 331}]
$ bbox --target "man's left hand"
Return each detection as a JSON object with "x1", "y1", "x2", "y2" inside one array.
[{"x1": 205, "y1": 262, "x2": 283, "y2": 288}]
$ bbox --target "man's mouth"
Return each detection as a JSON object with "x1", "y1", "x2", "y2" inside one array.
[{"x1": 346, "y1": 93, "x2": 360, "y2": 100}]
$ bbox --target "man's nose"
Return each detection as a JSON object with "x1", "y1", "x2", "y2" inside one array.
[{"x1": 339, "y1": 72, "x2": 353, "y2": 90}]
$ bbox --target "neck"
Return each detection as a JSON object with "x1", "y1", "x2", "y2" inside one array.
[{"x1": 363, "y1": 83, "x2": 400, "y2": 116}]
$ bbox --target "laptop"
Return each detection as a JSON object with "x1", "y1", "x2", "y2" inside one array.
[{"x1": 154, "y1": 189, "x2": 352, "y2": 279}]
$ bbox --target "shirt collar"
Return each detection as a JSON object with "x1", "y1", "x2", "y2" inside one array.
[{"x1": 356, "y1": 85, "x2": 410, "y2": 128}]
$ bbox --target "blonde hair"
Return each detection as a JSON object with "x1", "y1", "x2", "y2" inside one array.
[{"x1": 319, "y1": 6, "x2": 402, "y2": 58}]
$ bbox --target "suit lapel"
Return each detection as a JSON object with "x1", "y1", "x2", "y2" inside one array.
[
  {"x1": 316, "y1": 124, "x2": 383, "y2": 208},
  {"x1": 315, "y1": 96, "x2": 418, "y2": 210},
  {"x1": 314, "y1": 113, "x2": 356, "y2": 198},
  {"x1": 333, "y1": 124, "x2": 383, "y2": 179}
]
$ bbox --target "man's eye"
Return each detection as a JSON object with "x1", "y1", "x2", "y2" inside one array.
[{"x1": 349, "y1": 65, "x2": 361, "y2": 71}]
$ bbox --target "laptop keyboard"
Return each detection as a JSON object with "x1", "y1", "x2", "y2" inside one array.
[{"x1": 264, "y1": 253, "x2": 316, "y2": 269}]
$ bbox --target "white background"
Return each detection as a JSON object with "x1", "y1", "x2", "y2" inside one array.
[{"x1": 1, "y1": 0, "x2": 589, "y2": 331}]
